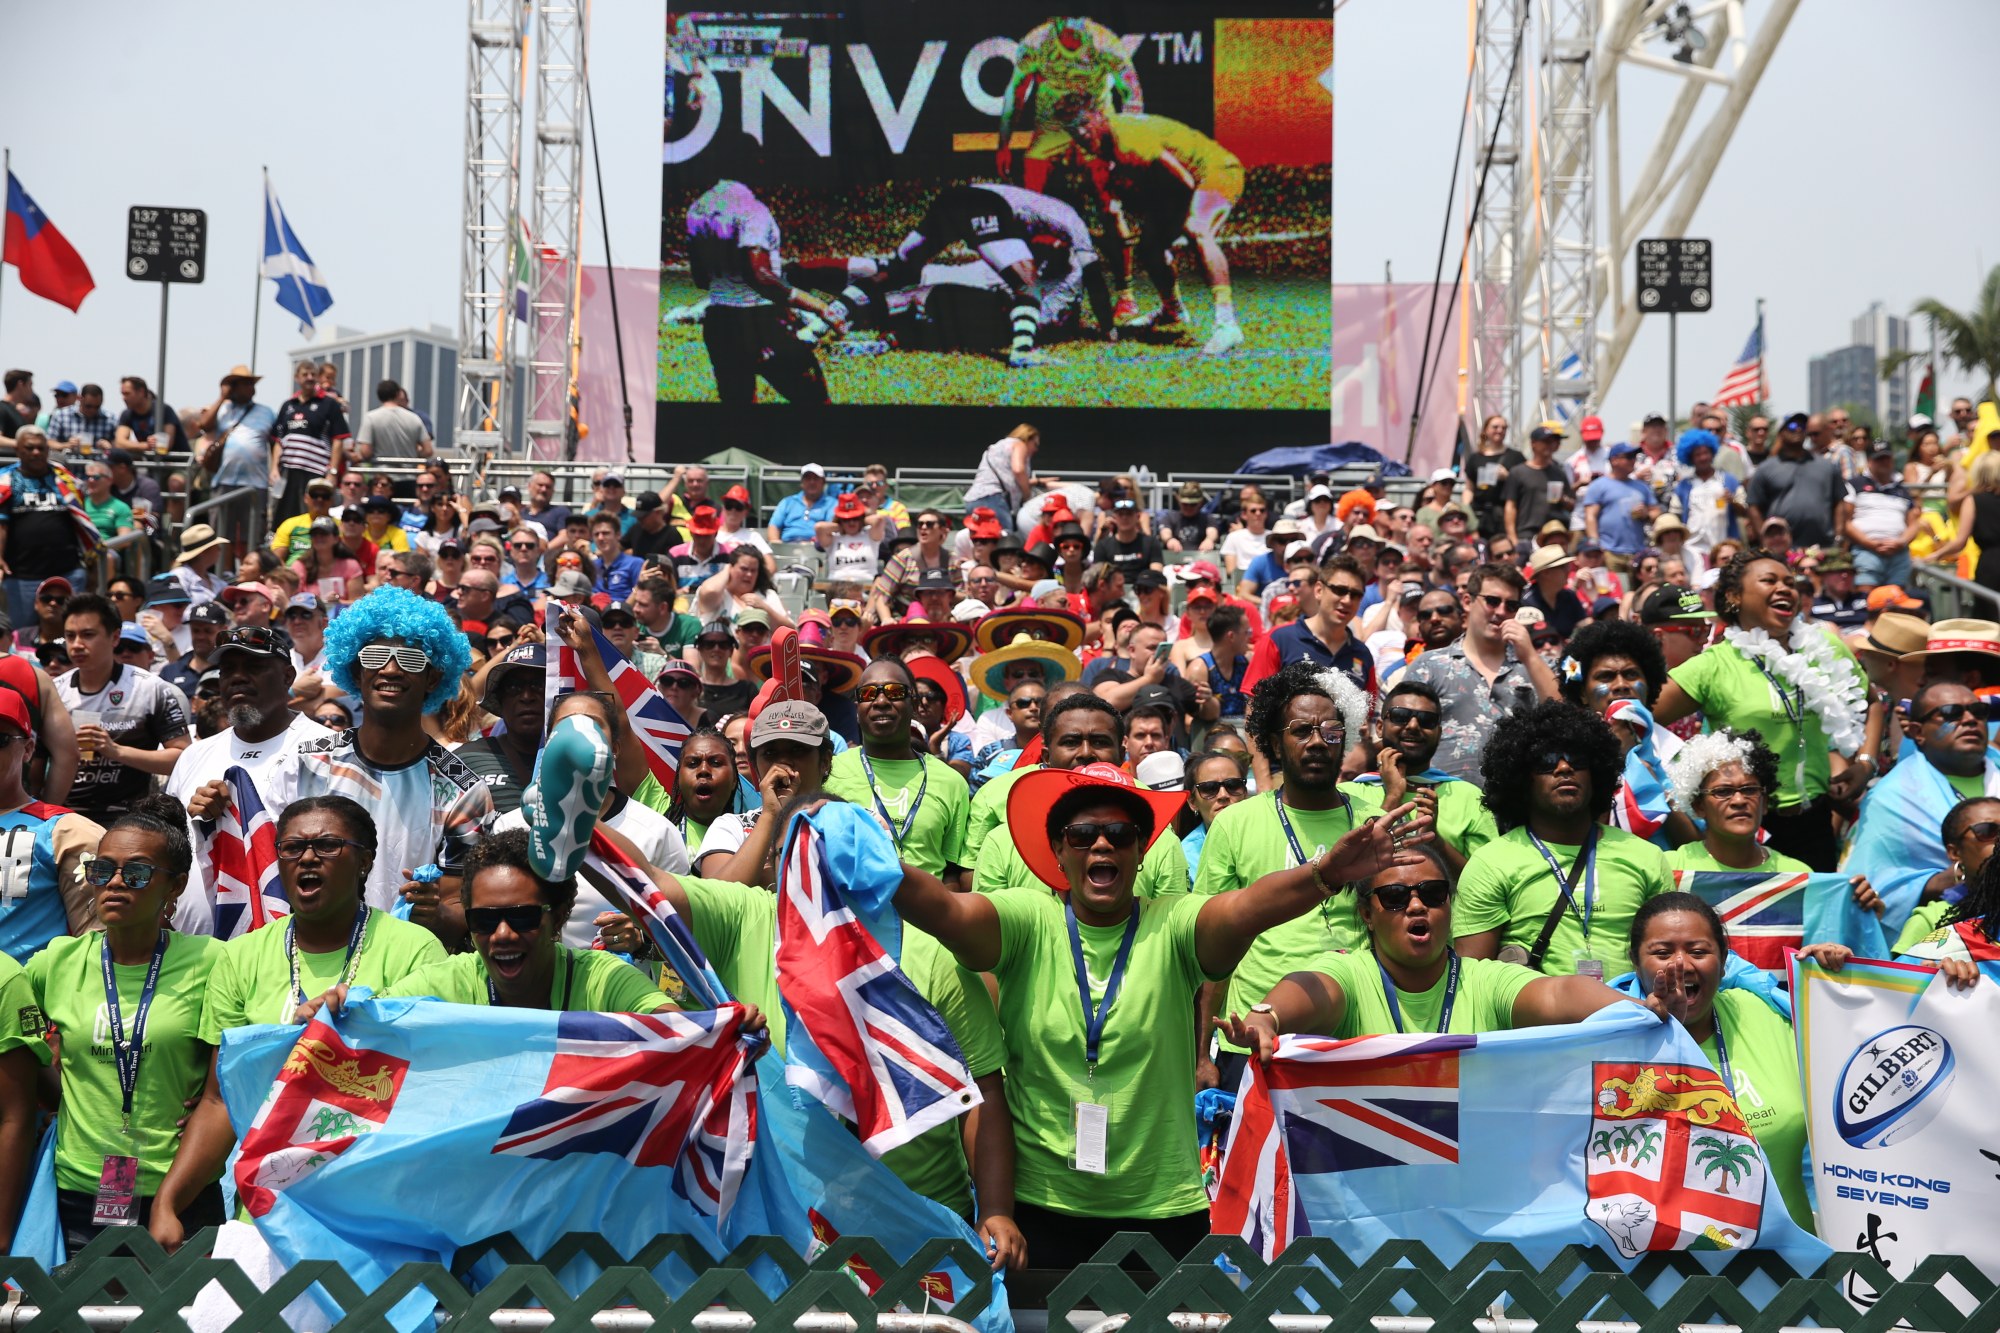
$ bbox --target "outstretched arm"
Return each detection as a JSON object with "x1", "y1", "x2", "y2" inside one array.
[
  {"x1": 1510, "y1": 973, "x2": 1641, "y2": 1027},
  {"x1": 893, "y1": 861, "x2": 1002, "y2": 972},
  {"x1": 1213, "y1": 969, "x2": 1347, "y2": 1065}
]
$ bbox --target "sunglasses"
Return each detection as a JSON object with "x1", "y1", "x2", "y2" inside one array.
[
  {"x1": 1323, "y1": 585, "x2": 1366, "y2": 602},
  {"x1": 1384, "y1": 706, "x2": 1441, "y2": 728},
  {"x1": 1416, "y1": 607, "x2": 1458, "y2": 620},
  {"x1": 1700, "y1": 782, "x2": 1764, "y2": 803},
  {"x1": 1371, "y1": 881, "x2": 1451, "y2": 911},
  {"x1": 312, "y1": 712, "x2": 349, "y2": 727},
  {"x1": 36, "y1": 594, "x2": 65, "y2": 605},
  {"x1": 1920, "y1": 701, "x2": 1991, "y2": 725},
  {"x1": 1478, "y1": 594, "x2": 1523, "y2": 614},
  {"x1": 1060, "y1": 821, "x2": 1143, "y2": 850},
  {"x1": 357, "y1": 642, "x2": 433, "y2": 673},
  {"x1": 831, "y1": 614, "x2": 863, "y2": 627},
  {"x1": 276, "y1": 836, "x2": 368, "y2": 860},
  {"x1": 486, "y1": 634, "x2": 516, "y2": 650},
  {"x1": 1531, "y1": 749, "x2": 1582, "y2": 775},
  {"x1": 1194, "y1": 777, "x2": 1248, "y2": 799},
  {"x1": 1961, "y1": 821, "x2": 2000, "y2": 844},
  {"x1": 1285, "y1": 721, "x2": 1346, "y2": 746},
  {"x1": 858, "y1": 682, "x2": 911, "y2": 704},
  {"x1": 508, "y1": 540, "x2": 538, "y2": 550},
  {"x1": 85, "y1": 858, "x2": 159, "y2": 890},
  {"x1": 1008, "y1": 695, "x2": 1046, "y2": 710},
  {"x1": 917, "y1": 519, "x2": 943, "y2": 529},
  {"x1": 467, "y1": 903, "x2": 552, "y2": 935}
]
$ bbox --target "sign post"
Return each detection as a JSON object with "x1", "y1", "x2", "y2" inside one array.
[
  {"x1": 125, "y1": 208, "x2": 208, "y2": 413},
  {"x1": 1635, "y1": 238, "x2": 1712, "y2": 429}
]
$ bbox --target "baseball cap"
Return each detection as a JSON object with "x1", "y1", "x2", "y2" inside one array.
[
  {"x1": 1129, "y1": 684, "x2": 1179, "y2": 720},
  {"x1": 734, "y1": 607, "x2": 773, "y2": 631},
  {"x1": 498, "y1": 485, "x2": 522, "y2": 501},
  {"x1": 1781, "y1": 411, "x2": 1809, "y2": 431},
  {"x1": 1817, "y1": 551, "x2": 1855, "y2": 573},
  {"x1": 1306, "y1": 484, "x2": 1334, "y2": 502},
  {"x1": 480, "y1": 643, "x2": 547, "y2": 710},
  {"x1": 284, "y1": 593, "x2": 322, "y2": 614},
  {"x1": 633, "y1": 491, "x2": 664, "y2": 513},
  {"x1": 800, "y1": 462, "x2": 826, "y2": 478},
  {"x1": 361, "y1": 494, "x2": 399, "y2": 513},
  {"x1": 657, "y1": 659, "x2": 700, "y2": 686},
  {"x1": 1643, "y1": 413, "x2": 1667, "y2": 427},
  {"x1": 1177, "y1": 481, "x2": 1206, "y2": 504},
  {"x1": 722, "y1": 484, "x2": 752, "y2": 508},
  {"x1": 1867, "y1": 584, "x2": 1924, "y2": 612},
  {"x1": 599, "y1": 600, "x2": 638, "y2": 625},
  {"x1": 1134, "y1": 751, "x2": 1186, "y2": 792},
  {"x1": 1607, "y1": 441, "x2": 1640, "y2": 458},
  {"x1": 695, "y1": 619, "x2": 735, "y2": 644},
  {"x1": 1428, "y1": 467, "x2": 1457, "y2": 484},
  {"x1": 0, "y1": 688, "x2": 31, "y2": 737},
  {"x1": 188, "y1": 603, "x2": 230, "y2": 627},
  {"x1": 913, "y1": 567, "x2": 956, "y2": 594},
  {"x1": 1578, "y1": 415, "x2": 1605, "y2": 442},
  {"x1": 751, "y1": 699, "x2": 829, "y2": 748},
  {"x1": 688, "y1": 504, "x2": 721, "y2": 535},
  {"x1": 36, "y1": 576, "x2": 72, "y2": 599},
  {"x1": 1529, "y1": 423, "x2": 1565, "y2": 444},
  {"x1": 1186, "y1": 584, "x2": 1219, "y2": 606},
  {"x1": 550, "y1": 569, "x2": 594, "y2": 600},
  {"x1": 52, "y1": 380, "x2": 77, "y2": 396},
  {"x1": 1909, "y1": 413, "x2": 1936, "y2": 433},
  {"x1": 309, "y1": 516, "x2": 338, "y2": 535},
  {"x1": 305, "y1": 477, "x2": 335, "y2": 496},
  {"x1": 211, "y1": 624, "x2": 294, "y2": 663},
  {"x1": 116, "y1": 624, "x2": 153, "y2": 651},
  {"x1": 1345, "y1": 524, "x2": 1383, "y2": 545},
  {"x1": 952, "y1": 598, "x2": 990, "y2": 623},
  {"x1": 1869, "y1": 441, "x2": 1895, "y2": 459},
  {"x1": 1639, "y1": 584, "x2": 1715, "y2": 626},
  {"x1": 1187, "y1": 560, "x2": 1224, "y2": 586},
  {"x1": 598, "y1": 471, "x2": 626, "y2": 488}
]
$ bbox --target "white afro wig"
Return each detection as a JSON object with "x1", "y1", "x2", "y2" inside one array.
[
  {"x1": 1664, "y1": 729, "x2": 1761, "y2": 814},
  {"x1": 1314, "y1": 667, "x2": 1373, "y2": 747}
]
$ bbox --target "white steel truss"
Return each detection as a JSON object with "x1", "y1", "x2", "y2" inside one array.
[
  {"x1": 1467, "y1": 0, "x2": 1528, "y2": 438},
  {"x1": 528, "y1": 0, "x2": 587, "y2": 460},
  {"x1": 457, "y1": 0, "x2": 528, "y2": 460},
  {"x1": 1535, "y1": 0, "x2": 1596, "y2": 420}
]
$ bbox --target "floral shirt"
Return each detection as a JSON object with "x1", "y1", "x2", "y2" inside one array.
[{"x1": 1402, "y1": 641, "x2": 1540, "y2": 787}]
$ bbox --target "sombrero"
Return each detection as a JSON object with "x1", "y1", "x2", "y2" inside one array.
[
  {"x1": 973, "y1": 605, "x2": 1086, "y2": 654},
  {"x1": 1900, "y1": 619, "x2": 2000, "y2": 664},
  {"x1": 744, "y1": 643, "x2": 867, "y2": 695},
  {"x1": 1006, "y1": 762, "x2": 1185, "y2": 892},
  {"x1": 908, "y1": 654, "x2": 969, "y2": 729},
  {"x1": 859, "y1": 617, "x2": 974, "y2": 664},
  {"x1": 970, "y1": 633, "x2": 1082, "y2": 703}
]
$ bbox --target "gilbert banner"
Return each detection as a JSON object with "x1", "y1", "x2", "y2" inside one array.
[
  {"x1": 1793, "y1": 956, "x2": 2000, "y2": 1287},
  {"x1": 1213, "y1": 1006, "x2": 1828, "y2": 1269}
]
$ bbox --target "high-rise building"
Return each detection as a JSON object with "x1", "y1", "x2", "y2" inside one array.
[
  {"x1": 291, "y1": 324, "x2": 526, "y2": 454},
  {"x1": 1808, "y1": 302, "x2": 1910, "y2": 431}
]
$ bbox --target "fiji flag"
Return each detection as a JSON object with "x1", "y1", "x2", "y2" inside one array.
[
  {"x1": 2, "y1": 172, "x2": 93, "y2": 312},
  {"x1": 203, "y1": 765, "x2": 287, "y2": 939},
  {"x1": 262, "y1": 173, "x2": 333, "y2": 335},
  {"x1": 1213, "y1": 1007, "x2": 1829, "y2": 1271},
  {"x1": 549, "y1": 624, "x2": 692, "y2": 787},
  {"x1": 775, "y1": 803, "x2": 981, "y2": 1156},
  {"x1": 1674, "y1": 870, "x2": 1887, "y2": 972}
]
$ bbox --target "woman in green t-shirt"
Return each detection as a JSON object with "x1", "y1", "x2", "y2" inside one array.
[
  {"x1": 1652, "y1": 549, "x2": 1881, "y2": 871},
  {"x1": 889, "y1": 763, "x2": 1430, "y2": 1267},
  {"x1": 1661, "y1": 729, "x2": 1882, "y2": 916},
  {"x1": 1627, "y1": 892, "x2": 1853, "y2": 1232},
  {"x1": 1219, "y1": 851, "x2": 1639, "y2": 1049},
  {"x1": 27, "y1": 796, "x2": 221, "y2": 1253},
  {"x1": 668, "y1": 730, "x2": 743, "y2": 867}
]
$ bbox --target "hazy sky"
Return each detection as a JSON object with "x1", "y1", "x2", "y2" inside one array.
[{"x1": 1, "y1": 1, "x2": 1993, "y2": 440}]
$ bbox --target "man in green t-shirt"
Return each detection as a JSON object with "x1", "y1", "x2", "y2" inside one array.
[
  {"x1": 1452, "y1": 700, "x2": 1670, "y2": 977},
  {"x1": 1344, "y1": 678, "x2": 1499, "y2": 873},
  {"x1": 825, "y1": 658, "x2": 970, "y2": 884}
]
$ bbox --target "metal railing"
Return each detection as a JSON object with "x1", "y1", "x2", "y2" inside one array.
[{"x1": 1910, "y1": 560, "x2": 2000, "y2": 620}]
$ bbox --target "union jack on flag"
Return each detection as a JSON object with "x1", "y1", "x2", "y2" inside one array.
[
  {"x1": 204, "y1": 765, "x2": 287, "y2": 939},
  {"x1": 1674, "y1": 870, "x2": 1807, "y2": 972},
  {"x1": 1711, "y1": 318, "x2": 1766, "y2": 408},
  {"x1": 579, "y1": 829, "x2": 730, "y2": 1011},
  {"x1": 775, "y1": 811, "x2": 981, "y2": 1157},
  {"x1": 492, "y1": 1007, "x2": 759, "y2": 1222},
  {"x1": 548, "y1": 625, "x2": 691, "y2": 787}
]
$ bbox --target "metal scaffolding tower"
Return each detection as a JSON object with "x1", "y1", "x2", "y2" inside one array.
[
  {"x1": 1467, "y1": 0, "x2": 1528, "y2": 437},
  {"x1": 527, "y1": 1, "x2": 586, "y2": 460},
  {"x1": 1535, "y1": 0, "x2": 1595, "y2": 420},
  {"x1": 456, "y1": 0, "x2": 528, "y2": 462}
]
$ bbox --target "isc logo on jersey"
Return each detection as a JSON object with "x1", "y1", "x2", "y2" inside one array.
[{"x1": 1833, "y1": 1024, "x2": 1956, "y2": 1150}]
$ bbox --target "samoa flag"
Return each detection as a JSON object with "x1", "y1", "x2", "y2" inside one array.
[
  {"x1": 205, "y1": 765, "x2": 287, "y2": 939},
  {"x1": 3, "y1": 172, "x2": 93, "y2": 312}
]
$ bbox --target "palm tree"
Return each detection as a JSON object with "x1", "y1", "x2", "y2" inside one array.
[
  {"x1": 1692, "y1": 1135, "x2": 1758, "y2": 1196},
  {"x1": 1632, "y1": 1127, "x2": 1662, "y2": 1168},
  {"x1": 1590, "y1": 1129, "x2": 1616, "y2": 1163},
  {"x1": 1881, "y1": 265, "x2": 2000, "y2": 403}
]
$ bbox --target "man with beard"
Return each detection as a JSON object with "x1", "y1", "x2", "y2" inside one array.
[
  {"x1": 825, "y1": 658, "x2": 971, "y2": 884},
  {"x1": 453, "y1": 645, "x2": 549, "y2": 816},
  {"x1": 171, "y1": 625, "x2": 331, "y2": 933},
  {"x1": 1344, "y1": 679, "x2": 1497, "y2": 873},
  {"x1": 1403, "y1": 562, "x2": 1559, "y2": 784}
]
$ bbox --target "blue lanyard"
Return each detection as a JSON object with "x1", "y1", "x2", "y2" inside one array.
[
  {"x1": 1526, "y1": 826, "x2": 1599, "y2": 940},
  {"x1": 1064, "y1": 901, "x2": 1140, "y2": 1079},
  {"x1": 488, "y1": 949, "x2": 575, "y2": 1010},
  {"x1": 287, "y1": 909, "x2": 371, "y2": 1010},
  {"x1": 1378, "y1": 951, "x2": 1460, "y2": 1034},
  {"x1": 1274, "y1": 793, "x2": 1351, "y2": 868},
  {"x1": 859, "y1": 750, "x2": 927, "y2": 848},
  {"x1": 100, "y1": 932, "x2": 167, "y2": 1129},
  {"x1": 1710, "y1": 1014, "x2": 1733, "y2": 1092}
]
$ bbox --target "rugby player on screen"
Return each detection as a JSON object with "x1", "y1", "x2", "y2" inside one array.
[
  {"x1": 995, "y1": 17, "x2": 1142, "y2": 194},
  {"x1": 683, "y1": 179, "x2": 843, "y2": 404},
  {"x1": 1060, "y1": 97, "x2": 1247, "y2": 357}
]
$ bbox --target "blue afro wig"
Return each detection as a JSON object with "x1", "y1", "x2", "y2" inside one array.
[
  {"x1": 1675, "y1": 428, "x2": 1720, "y2": 466},
  {"x1": 323, "y1": 586, "x2": 472, "y2": 715}
]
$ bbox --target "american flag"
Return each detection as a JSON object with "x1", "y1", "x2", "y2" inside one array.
[
  {"x1": 549, "y1": 624, "x2": 692, "y2": 787},
  {"x1": 579, "y1": 829, "x2": 731, "y2": 1011},
  {"x1": 205, "y1": 765, "x2": 287, "y2": 939},
  {"x1": 1213, "y1": 1032, "x2": 1472, "y2": 1260},
  {"x1": 492, "y1": 1007, "x2": 759, "y2": 1222},
  {"x1": 775, "y1": 815, "x2": 981, "y2": 1157},
  {"x1": 1712, "y1": 318, "x2": 1766, "y2": 408}
]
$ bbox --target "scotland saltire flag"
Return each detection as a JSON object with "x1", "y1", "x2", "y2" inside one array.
[
  {"x1": 216, "y1": 1002, "x2": 1010, "y2": 1332},
  {"x1": 579, "y1": 829, "x2": 730, "y2": 1010},
  {"x1": 204, "y1": 765, "x2": 286, "y2": 939},
  {"x1": 1674, "y1": 870, "x2": 1888, "y2": 971},
  {"x1": 1212, "y1": 1007, "x2": 1829, "y2": 1271},
  {"x1": 262, "y1": 172, "x2": 333, "y2": 335},
  {"x1": 549, "y1": 624, "x2": 692, "y2": 787},
  {"x1": 775, "y1": 803, "x2": 981, "y2": 1156}
]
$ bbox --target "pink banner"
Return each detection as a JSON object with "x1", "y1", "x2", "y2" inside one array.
[
  {"x1": 574, "y1": 265, "x2": 658, "y2": 464},
  {"x1": 1333, "y1": 284, "x2": 1461, "y2": 476}
]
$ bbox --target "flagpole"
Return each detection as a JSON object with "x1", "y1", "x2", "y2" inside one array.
[
  {"x1": 1755, "y1": 296, "x2": 1766, "y2": 407},
  {"x1": 250, "y1": 166, "x2": 266, "y2": 377}
]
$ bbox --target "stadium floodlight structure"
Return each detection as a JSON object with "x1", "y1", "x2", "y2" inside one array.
[
  {"x1": 457, "y1": 0, "x2": 530, "y2": 464},
  {"x1": 527, "y1": 0, "x2": 587, "y2": 461},
  {"x1": 1466, "y1": 0, "x2": 1529, "y2": 439},
  {"x1": 1535, "y1": 0, "x2": 1596, "y2": 423}
]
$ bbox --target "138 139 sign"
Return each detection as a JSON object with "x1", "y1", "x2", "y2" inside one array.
[
  {"x1": 126, "y1": 207, "x2": 207, "y2": 284},
  {"x1": 1635, "y1": 238, "x2": 1711, "y2": 315}
]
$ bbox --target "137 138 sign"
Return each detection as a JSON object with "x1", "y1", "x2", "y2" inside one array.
[
  {"x1": 126, "y1": 207, "x2": 207, "y2": 284},
  {"x1": 1635, "y1": 238, "x2": 1710, "y2": 314}
]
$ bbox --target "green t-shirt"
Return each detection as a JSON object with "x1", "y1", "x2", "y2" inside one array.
[
  {"x1": 1193, "y1": 790, "x2": 1372, "y2": 1049},
  {"x1": 1663, "y1": 844, "x2": 1812, "y2": 876},
  {"x1": 974, "y1": 817, "x2": 1189, "y2": 898},
  {"x1": 85, "y1": 495, "x2": 134, "y2": 540},
  {"x1": 1700, "y1": 988, "x2": 1811, "y2": 1233},
  {"x1": 680, "y1": 875, "x2": 1002, "y2": 1215},
  {"x1": 987, "y1": 889, "x2": 1217, "y2": 1220},
  {"x1": 1345, "y1": 778, "x2": 1500, "y2": 861},
  {"x1": 0, "y1": 953, "x2": 50, "y2": 1065},
  {"x1": 1317, "y1": 950, "x2": 1536, "y2": 1038},
  {"x1": 1893, "y1": 899, "x2": 1952, "y2": 954},
  {"x1": 1666, "y1": 637, "x2": 1867, "y2": 808},
  {"x1": 28, "y1": 933, "x2": 219, "y2": 1194},
  {"x1": 629, "y1": 776, "x2": 709, "y2": 852},
  {"x1": 198, "y1": 910, "x2": 447, "y2": 1040},
  {"x1": 380, "y1": 946, "x2": 671, "y2": 1012},
  {"x1": 1453, "y1": 825, "x2": 1670, "y2": 976},
  {"x1": 1947, "y1": 771, "x2": 1987, "y2": 802},
  {"x1": 964, "y1": 765, "x2": 1030, "y2": 865},
  {"x1": 825, "y1": 751, "x2": 970, "y2": 876}
]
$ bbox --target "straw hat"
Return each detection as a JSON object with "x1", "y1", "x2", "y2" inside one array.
[
  {"x1": 1526, "y1": 545, "x2": 1575, "y2": 577},
  {"x1": 1852, "y1": 611, "x2": 1930, "y2": 672},
  {"x1": 969, "y1": 633, "x2": 1082, "y2": 703},
  {"x1": 859, "y1": 618, "x2": 974, "y2": 664},
  {"x1": 174, "y1": 523, "x2": 230, "y2": 566},
  {"x1": 1901, "y1": 619, "x2": 2000, "y2": 664},
  {"x1": 743, "y1": 643, "x2": 867, "y2": 695}
]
